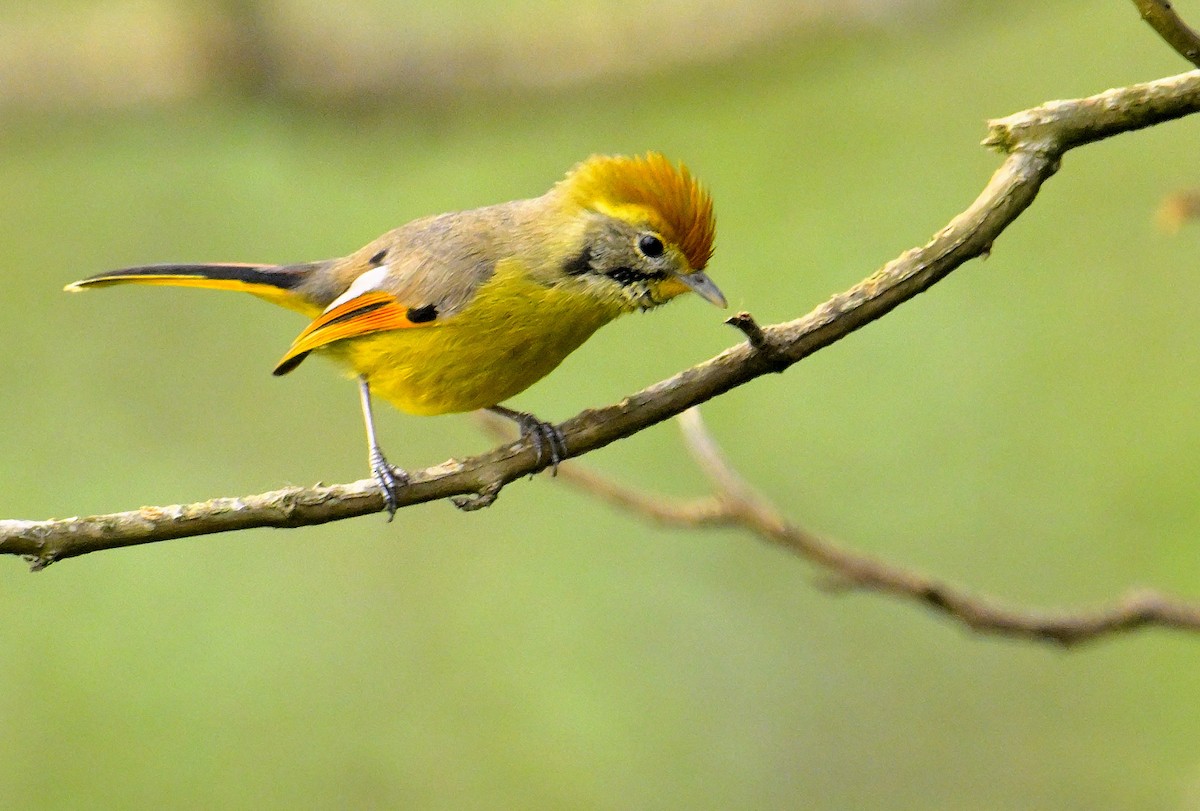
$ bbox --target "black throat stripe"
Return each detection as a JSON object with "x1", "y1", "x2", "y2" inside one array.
[{"x1": 605, "y1": 266, "x2": 666, "y2": 286}]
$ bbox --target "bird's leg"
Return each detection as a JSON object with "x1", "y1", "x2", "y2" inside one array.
[
  {"x1": 487, "y1": 404, "x2": 567, "y2": 476},
  {"x1": 358, "y1": 376, "x2": 408, "y2": 520}
]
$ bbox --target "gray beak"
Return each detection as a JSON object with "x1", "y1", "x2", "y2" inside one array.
[{"x1": 676, "y1": 271, "x2": 727, "y2": 308}]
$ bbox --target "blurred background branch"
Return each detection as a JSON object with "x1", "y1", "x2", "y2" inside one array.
[
  {"x1": 523, "y1": 408, "x2": 1200, "y2": 646},
  {"x1": 0, "y1": 0, "x2": 933, "y2": 110}
]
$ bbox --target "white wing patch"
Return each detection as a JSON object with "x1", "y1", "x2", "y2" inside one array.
[{"x1": 323, "y1": 264, "x2": 390, "y2": 313}]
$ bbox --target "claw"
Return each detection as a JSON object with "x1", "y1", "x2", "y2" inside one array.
[
  {"x1": 487, "y1": 405, "x2": 567, "y2": 475},
  {"x1": 369, "y1": 444, "x2": 409, "y2": 521},
  {"x1": 519, "y1": 417, "x2": 566, "y2": 476}
]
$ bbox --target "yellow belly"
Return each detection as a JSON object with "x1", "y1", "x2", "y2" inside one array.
[{"x1": 324, "y1": 264, "x2": 628, "y2": 415}]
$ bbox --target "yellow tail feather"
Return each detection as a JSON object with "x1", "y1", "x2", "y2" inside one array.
[{"x1": 65, "y1": 263, "x2": 318, "y2": 315}]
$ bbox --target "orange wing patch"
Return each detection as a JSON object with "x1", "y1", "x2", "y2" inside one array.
[{"x1": 273, "y1": 290, "x2": 433, "y2": 375}]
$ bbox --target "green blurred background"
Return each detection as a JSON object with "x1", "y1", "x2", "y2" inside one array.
[{"x1": 4, "y1": 1, "x2": 1200, "y2": 808}]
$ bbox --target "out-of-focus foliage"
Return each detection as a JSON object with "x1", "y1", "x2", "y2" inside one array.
[{"x1": 3, "y1": 2, "x2": 1200, "y2": 809}]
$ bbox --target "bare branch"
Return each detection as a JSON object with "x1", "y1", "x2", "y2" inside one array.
[
  {"x1": 557, "y1": 410, "x2": 1200, "y2": 646},
  {"x1": 982, "y1": 69, "x2": 1200, "y2": 152},
  {"x1": 1132, "y1": 0, "x2": 1200, "y2": 67},
  {"x1": 6, "y1": 69, "x2": 1200, "y2": 567}
]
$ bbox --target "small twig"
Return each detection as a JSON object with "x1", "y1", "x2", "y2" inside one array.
[
  {"x1": 554, "y1": 409, "x2": 1200, "y2": 646},
  {"x1": 450, "y1": 479, "x2": 503, "y2": 511},
  {"x1": 725, "y1": 311, "x2": 788, "y2": 373},
  {"x1": 1132, "y1": 0, "x2": 1200, "y2": 67},
  {"x1": 725, "y1": 311, "x2": 769, "y2": 350}
]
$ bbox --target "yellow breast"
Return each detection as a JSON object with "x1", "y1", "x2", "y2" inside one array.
[{"x1": 324, "y1": 260, "x2": 628, "y2": 415}]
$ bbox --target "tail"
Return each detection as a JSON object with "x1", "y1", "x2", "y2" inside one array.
[{"x1": 65, "y1": 262, "x2": 316, "y2": 314}]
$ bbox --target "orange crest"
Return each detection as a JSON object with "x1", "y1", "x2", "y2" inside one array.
[{"x1": 559, "y1": 153, "x2": 716, "y2": 270}]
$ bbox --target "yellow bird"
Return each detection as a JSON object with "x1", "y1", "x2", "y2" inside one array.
[{"x1": 67, "y1": 152, "x2": 724, "y2": 515}]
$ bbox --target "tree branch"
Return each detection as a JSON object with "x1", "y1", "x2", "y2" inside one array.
[
  {"x1": 1132, "y1": 0, "x2": 1200, "y2": 67},
  {"x1": 6, "y1": 69, "x2": 1200, "y2": 569}
]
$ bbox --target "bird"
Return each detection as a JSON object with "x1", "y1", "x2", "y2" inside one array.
[{"x1": 66, "y1": 152, "x2": 724, "y2": 517}]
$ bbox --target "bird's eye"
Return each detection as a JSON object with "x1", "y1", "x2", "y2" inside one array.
[{"x1": 637, "y1": 234, "x2": 664, "y2": 258}]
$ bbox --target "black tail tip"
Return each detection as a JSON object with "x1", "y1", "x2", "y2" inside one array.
[{"x1": 272, "y1": 352, "x2": 309, "y2": 376}]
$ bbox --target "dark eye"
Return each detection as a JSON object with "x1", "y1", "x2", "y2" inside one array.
[{"x1": 637, "y1": 234, "x2": 664, "y2": 258}]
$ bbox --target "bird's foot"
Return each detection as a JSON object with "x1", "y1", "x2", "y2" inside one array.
[
  {"x1": 488, "y1": 406, "x2": 567, "y2": 475},
  {"x1": 369, "y1": 444, "x2": 409, "y2": 521}
]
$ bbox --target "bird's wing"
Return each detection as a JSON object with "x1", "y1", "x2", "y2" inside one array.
[
  {"x1": 272, "y1": 219, "x2": 502, "y2": 375},
  {"x1": 272, "y1": 288, "x2": 430, "y2": 375},
  {"x1": 379, "y1": 210, "x2": 508, "y2": 316}
]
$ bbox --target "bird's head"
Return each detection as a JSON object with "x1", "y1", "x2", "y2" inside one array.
[{"x1": 554, "y1": 152, "x2": 723, "y2": 311}]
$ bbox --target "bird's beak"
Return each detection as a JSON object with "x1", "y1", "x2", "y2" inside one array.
[{"x1": 675, "y1": 271, "x2": 727, "y2": 308}]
